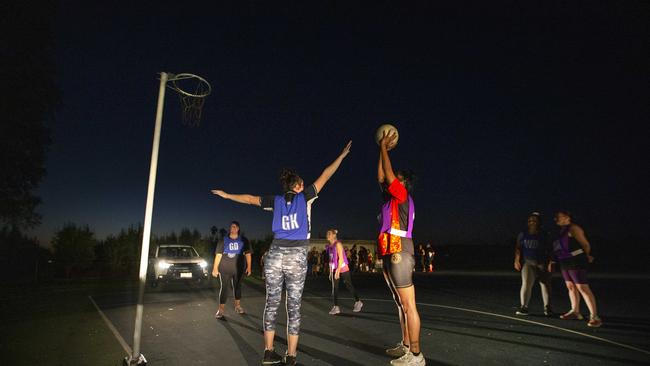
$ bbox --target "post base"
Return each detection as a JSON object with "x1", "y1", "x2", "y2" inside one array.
[{"x1": 123, "y1": 354, "x2": 147, "y2": 365}]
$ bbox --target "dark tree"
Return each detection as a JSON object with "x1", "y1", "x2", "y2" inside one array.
[
  {"x1": 51, "y1": 223, "x2": 97, "y2": 278},
  {"x1": 0, "y1": 0, "x2": 60, "y2": 229}
]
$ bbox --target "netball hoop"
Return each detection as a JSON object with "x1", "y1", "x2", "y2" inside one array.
[
  {"x1": 168, "y1": 73, "x2": 212, "y2": 127},
  {"x1": 125, "y1": 72, "x2": 211, "y2": 366}
]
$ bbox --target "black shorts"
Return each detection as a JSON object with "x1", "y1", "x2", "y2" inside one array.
[{"x1": 382, "y1": 252, "x2": 415, "y2": 288}]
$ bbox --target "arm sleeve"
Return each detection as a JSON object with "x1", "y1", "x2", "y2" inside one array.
[
  {"x1": 387, "y1": 179, "x2": 408, "y2": 203},
  {"x1": 260, "y1": 195, "x2": 275, "y2": 211},
  {"x1": 303, "y1": 184, "x2": 318, "y2": 201},
  {"x1": 242, "y1": 237, "x2": 252, "y2": 254},
  {"x1": 215, "y1": 241, "x2": 224, "y2": 255}
]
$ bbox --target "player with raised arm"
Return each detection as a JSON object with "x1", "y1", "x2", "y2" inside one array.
[{"x1": 211, "y1": 141, "x2": 352, "y2": 366}]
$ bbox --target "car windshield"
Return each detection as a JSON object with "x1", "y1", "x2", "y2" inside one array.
[{"x1": 158, "y1": 247, "x2": 199, "y2": 258}]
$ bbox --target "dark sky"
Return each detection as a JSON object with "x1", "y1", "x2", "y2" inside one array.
[{"x1": 33, "y1": 1, "x2": 649, "y2": 247}]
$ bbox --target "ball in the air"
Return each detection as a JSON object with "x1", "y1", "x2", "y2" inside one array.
[{"x1": 375, "y1": 124, "x2": 399, "y2": 146}]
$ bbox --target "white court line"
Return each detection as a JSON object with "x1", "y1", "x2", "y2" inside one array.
[
  {"x1": 303, "y1": 296, "x2": 650, "y2": 357},
  {"x1": 88, "y1": 295, "x2": 132, "y2": 355}
]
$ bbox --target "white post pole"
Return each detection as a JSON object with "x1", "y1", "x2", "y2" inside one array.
[{"x1": 129, "y1": 72, "x2": 169, "y2": 363}]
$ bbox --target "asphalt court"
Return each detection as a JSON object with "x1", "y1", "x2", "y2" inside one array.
[{"x1": 92, "y1": 272, "x2": 650, "y2": 365}]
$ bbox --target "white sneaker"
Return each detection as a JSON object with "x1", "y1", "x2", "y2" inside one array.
[
  {"x1": 385, "y1": 342, "x2": 409, "y2": 357},
  {"x1": 353, "y1": 300, "x2": 364, "y2": 312},
  {"x1": 390, "y1": 351, "x2": 425, "y2": 366},
  {"x1": 329, "y1": 306, "x2": 341, "y2": 315}
]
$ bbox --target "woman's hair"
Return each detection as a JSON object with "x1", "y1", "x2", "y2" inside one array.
[
  {"x1": 556, "y1": 210, "x2": 573, "y2": 221},
  {"x1": 280, "y1": 168, "x2": 302, "y2": 192},
  {"x1": 327, "y1": 228, "x2": 338, "y2": 237},
  {"x1": 397, "y1": 169, "x2": 416, "y2": 192}
]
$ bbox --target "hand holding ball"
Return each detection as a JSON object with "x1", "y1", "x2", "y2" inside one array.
[{"x1": 375, "y1": 124, "x2": 399, "y2": 150}]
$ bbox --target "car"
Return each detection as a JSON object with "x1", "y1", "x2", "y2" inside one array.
[{"x1": 148, "y1": 244, "x2": 209, "y2": 287}]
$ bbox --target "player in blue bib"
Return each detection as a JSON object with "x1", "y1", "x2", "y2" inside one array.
[
  {"x1": 211, "y1": 221, "x2": 252, "y2": 319},
  {"x1": 211, "y1": 140, "x2": 352, "y2": 366},
  {"x1": 513, "y1": 212, "x2": 553, "y2": 317}
]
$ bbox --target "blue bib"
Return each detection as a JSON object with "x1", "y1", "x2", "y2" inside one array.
[
  {"x1": 223, "y1": 237, "x2": 245, "y2": 258},
  {"x1": 271, "y1": 193, "x2": 310, "y2": 240},
  {"x1": 520, "y1": 232, "x2": 542, "y2": 260}
]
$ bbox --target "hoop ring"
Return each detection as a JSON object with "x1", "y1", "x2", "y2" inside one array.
[{"x1": 168, "y1": 73, "x2": 212, "y2": 98}]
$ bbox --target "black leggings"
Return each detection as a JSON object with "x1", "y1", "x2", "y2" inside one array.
[
  {"x1": 219, "y1": 269, "x2": 243, "y2": 304},
  {"x1": 331, "y1": 271, "x2": 360, "y2": 306}
]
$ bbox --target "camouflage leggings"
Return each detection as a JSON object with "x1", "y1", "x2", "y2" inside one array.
[{"x1": 263, "y1": 246, "x2": 308, "y2": 335}]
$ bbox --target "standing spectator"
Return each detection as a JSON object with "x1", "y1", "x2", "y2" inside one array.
[
  {"x1": 551, "y1": 210, "x2": 601, "y2": 327},
  {"x1": 414, "y1": 244, "x2": 424, "y2": 272},
  {"x1": 514, "y1": 212, "x2": 553, "y2": 317},
  {"x1": 358, "y1": 246, "x2": 369, "y2": 272},
  {"x1": 349, "y1": 244, "x2": 358, "y2": 272},
  {"x1": 425, "y1": 243, "x2": 435, "y2": 272},
  {"x1": 309, "y1": 247, "x2": 320, "y2": 276}
]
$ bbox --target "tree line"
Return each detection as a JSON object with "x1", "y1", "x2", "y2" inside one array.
[{"x1": 25, "y1": 223, "x2": 273, "y2": 279}]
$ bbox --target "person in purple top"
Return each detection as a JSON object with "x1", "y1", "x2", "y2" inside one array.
[
  {"x1": 326, "y1": 229, "x2": 363, "y2": 315},
  {"x1": 211, "y1": 140, "x2": 352, "y2": 366},
  {"x1": 549, "y1": 210, "x2": 602, "y2": 328}
]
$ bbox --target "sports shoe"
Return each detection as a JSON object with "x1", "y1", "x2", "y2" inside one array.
[
  {"x1": 235, "y1": 306, "x2": 246, "y2": 314},
  {"x1": 515, "y1": 306, "x2": 529, "y2": 316},
  {"x1": 386, "y1": 342, "x2": 409, "y2": 357},
  {"x1": 214, "y1": 309, "x2": 225, "y2": 319},
  {"x1": 390, "y1": 351, "x2": 426, "y2": 365},
  {"x1": 261, "y1": 349, "x2": 282, "y2": 364},
  {"x1": 560, "y1": 311, "x2": 584, "y2": 320},
  {"x1": 588, "y1": 315, "x2": 602, "y2": 328},
  {"x1": 284, "y1": 354, "x2": 297, "y2": 366},
  {"x1": 353, "y1": 300, "x2": 364, "y2": 312},
  {"x1": 544, "y1": 306, "x2": 554, "y2": 317},
  {"x1": 329, "y1": 305, "x2": 341, "y2": 315}
]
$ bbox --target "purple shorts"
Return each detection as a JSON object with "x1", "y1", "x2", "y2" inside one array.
[{"x1": 561, "y1": 269, "x2": 589, "y2": 284}]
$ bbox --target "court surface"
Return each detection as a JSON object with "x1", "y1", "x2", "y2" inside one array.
[{"x1": 91, "y1": 271, "x2": 650, "y2": 365}]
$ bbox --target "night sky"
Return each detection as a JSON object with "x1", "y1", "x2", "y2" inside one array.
[{"x1": 33, "y1": 1, "x2": 649, "y2": 247}]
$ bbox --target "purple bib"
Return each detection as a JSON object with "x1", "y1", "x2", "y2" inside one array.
[
  {"x1": 378, "y1": 195, "x2": 415, "y2": 238},
  {"x1": 327, "y1": 241, "x2": 349, "y2": 271}
]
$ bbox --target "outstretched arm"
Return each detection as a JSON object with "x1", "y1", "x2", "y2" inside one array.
[
  {"x1": 378, "y1": 131, "x2": 398, "y2": 184},
  {"x1": 211, "y1": 190, "x2": 261, "y2": 206},
  {"x1": 313, "y1": 140, "x2": 352, "y2": 193}
]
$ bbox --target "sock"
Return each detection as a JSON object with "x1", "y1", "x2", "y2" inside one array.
[{"x1": 413, "y1": 352, "x2": 421, "y2": 356}]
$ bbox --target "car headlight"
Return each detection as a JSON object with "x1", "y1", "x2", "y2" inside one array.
[
  {"x1": 199, "y1": 260, "x2": 208, "y2": 269},
  {"x1": 158, "y1": 260, "x2": 171, "y2": 269}
]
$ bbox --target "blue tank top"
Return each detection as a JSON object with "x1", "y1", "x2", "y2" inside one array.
[
  {"x1": 223, "y1": 236, "x2": 245, "y2": 258},
  {"x1": 519, "y1": 231, "x2": 543, "y2": 260},
  {"x1": 271, "y1": 192, "x2": 310, "y2": 240}
]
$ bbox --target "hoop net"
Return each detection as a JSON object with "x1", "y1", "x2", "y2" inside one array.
[{"x1": 167, "y1": 73, "x2": 212, "y2": 127}]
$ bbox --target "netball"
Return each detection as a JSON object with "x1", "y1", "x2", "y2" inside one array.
[{"x1": 375, "y1": 124, "x2": 399, "y2": 146}]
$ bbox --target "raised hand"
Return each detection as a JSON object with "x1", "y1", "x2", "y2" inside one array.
[
  {"x1": 379, "y1": 130, "x2": 397, "y2": 151},
  {"x1": 340, "y1": 140, "x2": 352, "y2": 158},
  {"x1": 211, "y1": 189, "x2": 228, "y2": 199}
]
